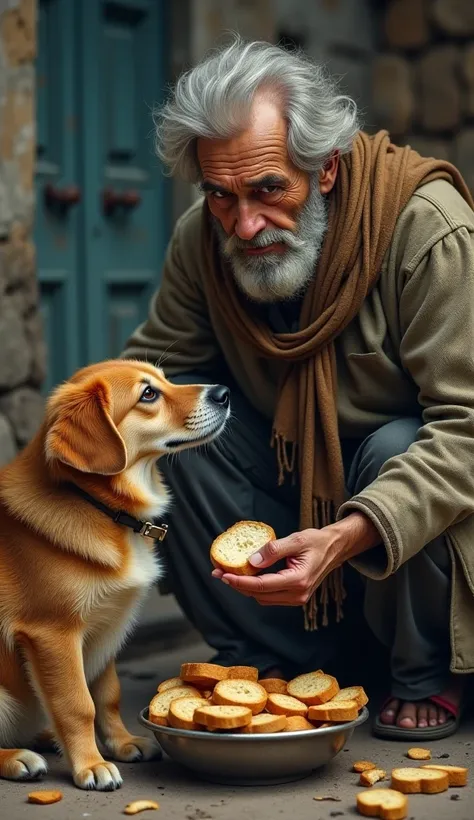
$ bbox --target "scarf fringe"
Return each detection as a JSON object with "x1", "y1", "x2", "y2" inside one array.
[
  {"x1": 272, "y1": 430, "x2": 297, "y2": 486},
  {"x1": 303, "y1": 499, "x2": 346, "y2": 631}
]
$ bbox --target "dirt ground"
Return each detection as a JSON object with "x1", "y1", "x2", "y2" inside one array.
[{"x1": 1, "y1": 637, "x2": 472, "y2": 820}]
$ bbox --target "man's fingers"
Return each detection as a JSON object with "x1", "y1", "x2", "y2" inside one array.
[
  {"x1": 220, "y1": 568, "x2": 304, "y2": 594},
  {"x1": 248, "y1": 531, "x2": 310, "y2": 570},
  {"x1": 212, "y1": 568, "x2": 224, "y2": 579}
]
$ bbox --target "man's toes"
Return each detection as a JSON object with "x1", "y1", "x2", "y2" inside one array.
[
  {"x1": 397, "y1": 702, "x2": 417, "y2": 728},
  {"x1": 379, "y1": 698, "x2": 399, "y2": 725},
  {"x1": 417, "y1": 704, "x2": 428, "y2": 728},
  {"x1": 428, "y1": 704, "x2": 438, "y2": 727},
  {"x1": 438, "y1": 707, "x2": 447, "y2": 725}
]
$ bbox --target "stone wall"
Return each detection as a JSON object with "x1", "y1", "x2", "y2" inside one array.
[
  {"x1": 0, "y1": 0, "x2": 45, "y2": 467},
  {"x1": 372, "y1": 0, "x2": 474, "y2": 189}
]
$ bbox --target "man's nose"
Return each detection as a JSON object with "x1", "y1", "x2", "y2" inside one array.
[{"x1": 233, "y1": 203, "x2": 266, "y2": 240}]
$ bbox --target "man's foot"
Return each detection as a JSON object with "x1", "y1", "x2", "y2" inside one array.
[{"x1": 379, "y1": 678, "x2": 463, "y2": 729}]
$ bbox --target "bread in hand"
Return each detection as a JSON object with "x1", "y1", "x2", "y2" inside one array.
[{"x1": 210, "y1": 521, "x2": 275, "y2": 576}]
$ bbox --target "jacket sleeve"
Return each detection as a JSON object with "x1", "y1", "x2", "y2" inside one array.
[
  {"x1": 121, "y1": 208, "x2": 221, "y2": 376},
  {"x1": 337, "y1": 225, "x2": 474, "y2": 579}
]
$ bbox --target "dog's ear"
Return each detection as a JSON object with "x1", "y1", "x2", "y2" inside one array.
[{"x1": 45, "y1": 376, "x2": 127, "y2": 475}]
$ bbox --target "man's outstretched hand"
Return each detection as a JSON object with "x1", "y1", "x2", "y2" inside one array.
[{"x1": 211, "y1": 512, "x2": 381, "y2": 606}]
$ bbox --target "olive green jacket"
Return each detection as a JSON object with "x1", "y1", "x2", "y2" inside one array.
[{"x1": 123, "y1": 180, "x2": 474, "y2": 673}]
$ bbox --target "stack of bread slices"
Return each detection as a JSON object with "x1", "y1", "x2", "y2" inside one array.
[{"x1": 148, "y1": 663, "x2": 368, "y2": 733}]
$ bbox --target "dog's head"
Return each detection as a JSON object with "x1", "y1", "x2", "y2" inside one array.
[{"x1": 44, "y1": 360, "x2": 230, "y2": 475}]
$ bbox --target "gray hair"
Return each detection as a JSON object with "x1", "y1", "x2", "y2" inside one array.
[{"x1": 154, "y1": 36, "x2": 360, "y2": 182}]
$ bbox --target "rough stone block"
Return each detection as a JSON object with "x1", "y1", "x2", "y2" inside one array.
[
  {"x1": 25, "y1": 311, "x2": 47, "y2": 387},
  {"x1": 0, "y1": 386, "x2": 44, "y2": 445},
  {"x1": 0, "y1": 0, "x2": 36, "y2": 66},
  {"x1": 454, "y1": 128, "x2": 474, "y2": 196},
  {"x1": 417, "y1": 46, "x2": 461, "y2": 132},
  {"x1": 372, "y1": 54, "x2": 414, "y2": 135},
  {"x1": 0, "y1": 413, "x2": 17, "y2": 467},
  {"x1": 0, "y1": 296, "x2": 31, "y2": 389},
  {"x1": 385, "y1": 0, "x2": 430, "y2": 50},
  {"x1": 432, "y1": 0, "x2": 474, "y2": 36}
]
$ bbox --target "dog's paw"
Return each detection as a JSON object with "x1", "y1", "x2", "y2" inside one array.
[
  {"x1": 73, "y1": 761, "x2": 123, "y2": 791},
  {"x1": 0, "y1": 750, "x2": 48, "y2": 781},
  {"x1": 107, "y1": 735, "x2": 162, "y2": 763}
]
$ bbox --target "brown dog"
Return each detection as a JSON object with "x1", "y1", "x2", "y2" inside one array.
[{"x1": 0, "y1": 359, "x2": 230, "y2": 790}]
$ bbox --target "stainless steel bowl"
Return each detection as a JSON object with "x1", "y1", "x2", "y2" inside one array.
[{"x1": 138, "y1": 706, "x2": 369, "y2": 786}]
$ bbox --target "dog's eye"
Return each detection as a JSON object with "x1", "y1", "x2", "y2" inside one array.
[{"x1": 140, "y1": 386, "x2": 159, "y2": 403}]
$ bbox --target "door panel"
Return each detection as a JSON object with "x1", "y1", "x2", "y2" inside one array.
[
  {"x1": 80, "y1": 0, "x2": 168, "y2": 366},
  {"x1": 35, "y1": 0, "x2": 81, "y2": 392}
]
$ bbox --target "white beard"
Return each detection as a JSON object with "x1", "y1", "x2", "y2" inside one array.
[{"x1": 214, "y1": 178, "x2": 328, "y2": 303}]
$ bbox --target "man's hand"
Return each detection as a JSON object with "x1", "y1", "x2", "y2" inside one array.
[{"x1": 211, "y1": 512, "x2": 381, "y2": 606}]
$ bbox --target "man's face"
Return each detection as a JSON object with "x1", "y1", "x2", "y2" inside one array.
[{"x1": 197, "y1": 95, "x2": 333, "y2": 302}]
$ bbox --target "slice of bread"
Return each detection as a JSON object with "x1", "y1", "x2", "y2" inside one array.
[
  {"x1": 420, "y1": 764, "x2": 468, "y2": 787},
  {"x1": 180, "y1": 662, "x2": 228, "y2": 688},
  {"x1": 240, "y1": 713, "x2": 287, "y2": 734},
  {"x1": 149, "y1": 686, "x2": 201, "y2": 726},
  {"x1": 157, "y1": 676, "x2": 185, "y2": 694},
  {"x1": 225, "y1": 665, "x2": 259, "y2": 681},
  {"x1": 193, "y1": 704, "x2": 252, "y2": 730},
  {"x1": 353, "y1": 761, "x2": 377, "y2": 774},
  {"x1": 359, "y1": 768, "x2": 387, "y2": 787},
  {"x1": 308, "y1": 699, "x2": 358, "y2": 722},
  {"x1": 212, "y1": 679, "x2": 268, "y2": 715},
  {"x1": 356, "y1": 788, "x2": 408, "y2": 820},
  {"x1": 287, "y1": 672, "x2": 339, "y2": 705},
  {"x1": 210, "y1": 521, "x2": 276, "y2": 576},
  {"x1": 167, "y1": 697, "x2": 209, "y2": 731},
  {"x1": 266, "y1": 693, "x2": 308, "y2": 717},
  {"x1": 391, "y1": 767, "x2": 449, "y2": 794},
  {"x1": 407, "y1": 747, "x2": 431, "y2": 760},
  {"x1": 331, "y1": 686, "x2": 368, "y2": 709},
  {"x1": 260, "y1": 678, "x2": 288, "y2": 695},
  {"x1": 284, "y1": 716, "x2": 315, "y2": 732}
]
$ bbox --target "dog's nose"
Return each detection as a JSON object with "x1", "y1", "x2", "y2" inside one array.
[{"x1": 208, "y1": 384, "x2": 230, "y2": 408}]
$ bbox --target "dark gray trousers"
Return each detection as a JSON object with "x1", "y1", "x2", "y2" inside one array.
[{"x1": 159, "y1": 375, "x2": 451, "y2": 700}]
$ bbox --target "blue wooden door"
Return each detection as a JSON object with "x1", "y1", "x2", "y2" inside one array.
[{"x1": 35, "y1": 0, "x2": 168, "y2": 388}]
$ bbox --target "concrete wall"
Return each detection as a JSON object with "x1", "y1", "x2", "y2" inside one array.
[{"x1": 0, "y1": 0, "x2": 45, "y2": 466}]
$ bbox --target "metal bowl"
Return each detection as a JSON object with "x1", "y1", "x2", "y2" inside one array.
[{"x1": 138, "y1": 706, "x2": 369, "y2": 786}]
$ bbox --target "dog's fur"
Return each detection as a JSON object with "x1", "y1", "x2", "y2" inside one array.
[{"x1": 0, "y1": 360, "x2": 229, "y2": 790}]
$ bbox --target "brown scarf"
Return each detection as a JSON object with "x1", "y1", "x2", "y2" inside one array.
[{"x1": 202, "y1": 130, "x2": 474, "y2": 630}]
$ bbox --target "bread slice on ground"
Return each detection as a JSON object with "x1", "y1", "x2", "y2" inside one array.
[
  {"x1": 308, "y1": 700, "x2": 358, "y2": 723},
  {"x1": 240, "y1": 713, "x2": 287, "y2": 734},
  {"x1": 28, "y1": 792, "x2": 63, "y2": 805},
  {"x1": 407, "y1": 747, "x2": 431, "y2": 760},
  {"x1": 212, "y1": 679, "x2": 268, "y2": 715},
  {"x1": 284, "y1": 716, "x2": 315, "y2": 731},
  {"x1": 260, "y1": 678, "x2": 288, "y2": 695},
  {"x1": 287, "y1": 672, "x2": 339, "y2": 705},
  {"x1": 420, "y1": 764, "x2": 468, "y2": 787},
  {"x1": 167, "y1": 697, "x2": 209, "y2": 731},
  {"x1": 210, "y1": 521, "x2": 276, "y2": 576},
  {"x1": 353, "y1": 760, "x2": 377, "y2": 773},
  {"x1": 331, "y1": 686, "x2": 368, "y2": 709},
  {"x1": 148, "y1": 687, "x2": 201, "y2": 726},
  {"x1": 356, "y1": 788, "x2": 408, "y2": 820},
  {"x1": 391, "y1": 767, "x2": 449, "y2": 794},
  {"x1": 266, "y1": 692, "x2": 308, "y2": 717},
  {"x1": 193, "y1": 704, "x2": 252, "y2": 730},
  {"x1": 225, "y1": 665, "x2": 259, "y2": 681},
  {"x1": 180, "y1": 662, "x2": 228, "y2": 688},
  {"x1": 157, "y1": 676, "x2": 185, "y2": 693},
  {"x1": 359, "y1": 768, "x2": 387, "y2": 787}
]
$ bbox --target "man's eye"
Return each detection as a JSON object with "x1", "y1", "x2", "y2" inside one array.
[
  {"x1": 260, "y1": 186, "x2": 281, "y2": 195},
  {"x1": 140, "y1": 386, "x2": 159, "y2": 403},
  {"x1": 211, "y1": 190, "x2": 228, "y2": 199}
]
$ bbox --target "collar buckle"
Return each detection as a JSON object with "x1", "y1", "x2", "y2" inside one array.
[{"x1": 139, "y1": 521, "x2": 168, "y2": 541}]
